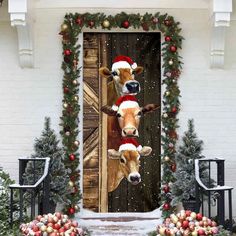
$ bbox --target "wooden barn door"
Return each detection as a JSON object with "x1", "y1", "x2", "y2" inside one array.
[{"x1": 83, "y1": 33, "x2": 161, "y2": 212}]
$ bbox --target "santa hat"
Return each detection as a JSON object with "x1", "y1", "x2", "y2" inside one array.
[
  {"x1": 112, "y1": 55, "x2": 137, "y2": 71},
  {"x1": 112, "y1": 95, "x2": 139, "y2": 111},
  {"x1": 119, "y1": 138, "x2": 142, "y2": 152}
]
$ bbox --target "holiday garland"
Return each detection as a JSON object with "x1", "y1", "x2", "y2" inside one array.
[{"x1": 59, "y1": 12, "x2": 183, "y2": 217}]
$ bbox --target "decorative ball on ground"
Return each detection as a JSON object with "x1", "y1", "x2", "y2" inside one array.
[
  {"x1": 102, "y1": 19, "x2": 110, "y2": 28},
  {"x1": 69, "y1": 153, "x2": 76, "y2": 161},
  {"x1": 122, "y1": 20, "x2": 130, "y2": 29},
  {"x1": 61, "y1": 23, "x2": 68, "y2": 31},
  {"x1": 64, "y1": 49, "x2": 72, "y2": 56},
  {"x1": 170, "y1": 45, "x2": 177, "y2": 52},
  {"x1": 165, "y1": 36, "x2": 171, "y2": 42},
  {"x1": 74, "y1": 140, "x2": 79, "y2": 146},
  {"x1": 168, "y1": 60, "x2": 174, "y2": 65}
]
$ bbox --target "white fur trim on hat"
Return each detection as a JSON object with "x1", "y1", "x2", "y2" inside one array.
[
  {"x1": 119, "y1": 143, "x2": 137, "y2": 152},
  {"x1": 118, "y1": 101, "x2": 139, "y2": 111},
  {"x1": 112, "y1": 105, "x2": 119, "y2": 111},
  {"x1": 112, "y1": 61, "x2": 131, "y2": 71},
  {"x1": 131, "y1": 62, "x2": 137, "y2": 69}
]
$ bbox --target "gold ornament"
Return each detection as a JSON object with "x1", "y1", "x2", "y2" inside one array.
[
  {"x1": 69, "y1": 181, "x2": 74, "y2": 187},
  {"x1": 74, "y1": 205, "x2": 79, "y2": 210},
  {"x1": 103, "y1": 19, "x2": 110, "y2": 28},
  {"x1": 163, "y1": 113, "x2": 168, "y2": 118},
  {"x1": 74, "y1": 95, "x2": 78, "y2": 101},
  {"x1": 46, "y1": 226, "x2": 53, "y2": 233},
  {"x1": 73, "y1": 80, "x2": 78, "y2": 85},
  {"x1": 74, "y1": 140, "x2": 79, "y2": 146},
  {"x1": 164, "y1": 156, "x2": 170, "y2": 162},
  {"x1": 63, "y1": 103, "x2": 68, "y2": 108},
  {"x1": 165, "y1": 91, "x2": 170, "y2": 96},
  {"x1": 65, "y1": 131, "x2": 70, "y2": 136},
  {"x1": 169, "y1": 60, "x2": 174, "y2": 65},
  {"x1": 61, "y1": 23, "x2": 68, "y2": 31}
]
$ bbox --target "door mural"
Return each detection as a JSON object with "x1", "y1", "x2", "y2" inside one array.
[{"x1": 83, "y1": 33, "x2": 161, "y2": 212}]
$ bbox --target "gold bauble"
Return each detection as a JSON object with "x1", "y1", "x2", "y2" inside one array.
[
  {"x1": 74, "y1": 95, "x2": 78, "y2": 101},
  {"x1": 74, "y1": 140, "x2": 79, "y2": 146},
  {"x1": 74, "y1": 205, "x2": 79, "y2": 210},
  {"x1": 164, "y1": 156, "x2": 170, "y2": 162},
  {"x1": 63, "y1": 103, "x2": 68, "y2": 108},
  {"x1": 103, "y1": 19, "x2": 110, "y2": 28},
  {"x1": 72, "y1": 80, "x2": 78, "y2": 85},
  {"x1": 61, "y1": 23, "x2": 68, "y2": 31},
  {"x1": 69, "y1": 181, "x2": 74, "y2": 187}
]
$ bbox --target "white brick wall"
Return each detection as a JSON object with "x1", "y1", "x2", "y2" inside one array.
[{"x1": 0, "y1": 2, "x2": 236, "y2": 215}]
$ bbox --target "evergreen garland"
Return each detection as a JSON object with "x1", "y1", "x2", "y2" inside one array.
[{"x1": 59, "y1": 12, "x2": 183, "y2": 216}]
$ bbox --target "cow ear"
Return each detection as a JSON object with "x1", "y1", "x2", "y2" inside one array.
[
  {"x1": 139, "y1": 146, "x2": 152, "y2": 156},
  {"x1": 101, "y1": 105, "x2": 117, "y2": 116},
  {"x1": 142, "y1": 104, "x2": 159, "y2": 114},
  {"x1": 134, "y1": 66, "x2": 143, "y2": 75},
  {"x1": 108, "y1": 149, "x2": 121, "y2": 159},
  {"x1": 99, "y1": 67, "x2": 111, "y2": 78}
]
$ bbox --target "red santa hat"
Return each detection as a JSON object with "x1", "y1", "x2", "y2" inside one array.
[
  {"x1": 112, "y1": 95, "x2": 139, "y2": 111},
  {"x1": 112, "y1": 55, "x2": 137, "y2": 71},
  {"x1": 119, "y1": 138, "x2": 142, "y2": 152}
]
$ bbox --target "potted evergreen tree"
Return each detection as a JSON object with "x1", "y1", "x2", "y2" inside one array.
[
  {"x1": 23, "y1": 117, "x2": 69, "y2": 213},
  {"x1": 171, "y1": 119, "x2": 214, "y2": 211}
]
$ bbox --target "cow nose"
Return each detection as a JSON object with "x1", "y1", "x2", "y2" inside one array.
[
  {"x1": 122, "y1": 128, "x2": 138, "y2": 137},
  {"x1": 129, "y1": 175, "x2": 141, "y2": 185},
  {"x1": 126, "y1": 81, "x2": 140, "y2": 93}
]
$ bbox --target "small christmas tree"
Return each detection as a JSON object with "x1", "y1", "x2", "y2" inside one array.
[
  {"x1": 171, "y1": 119, "x2": 212, "y2": 207},
  {"x1": 23, "y1": 117, "x2": 69, "y2": 210}
]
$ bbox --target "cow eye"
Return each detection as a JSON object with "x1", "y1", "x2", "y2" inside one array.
[
  {"x1": 116, "y1": 113, "x2": 122, "y2": 118},
  {"x1": 132, "y1": 70, "x2": 136, "y2": 75},
  {"x1": 120, "y1": 156, "x2": 126, "y2": 164},
  {"x1": 137, "y1": 111, "x2": 142, "y2": 117}
]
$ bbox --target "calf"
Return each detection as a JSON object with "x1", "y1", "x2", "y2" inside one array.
[{"x1": 107, "y1": 138, "x2": 152, "y2": 192}]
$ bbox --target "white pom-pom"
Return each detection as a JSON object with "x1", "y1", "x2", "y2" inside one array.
[
  {"x1": 112, "y1": 105, "x2": 119, "y2": 111},
  {"x1": 131, "y1": 62, "x2": 137, "y2": 69}
]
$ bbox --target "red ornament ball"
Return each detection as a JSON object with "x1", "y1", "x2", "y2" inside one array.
[
  {"x1": 182, "y1": 220, "x2": 189, "y2": 229},
  {"x1": 171, "y1": 107, "x2": 177, "y2": 113},
  {"x1": 170, "y1": 45, "x2": 177, "y2": 52},
  {"x1": 196, "y1": 213, "x2": 203, "y2": 221},
  {"x1": 163, "y1": 185, "x2": 170, "y2": 193},
  {"x1": 76, "y1": 17, "x2": 83, "y2": 26},
  {"x1": 142, "y1": 23, "x2": 149, "y2": 31},
  {"x1": 198, "y1": 229, "x2": 206, "y2": 235},
  {"x1": 69, "y1": 154, "x2": 76, "y2": 161},
  {"x1": 164, "y1": 19, "x2": 172, "y2": 26},
  {"x1": 64, "y1": 87, "x2": 69, "y2": 93},
  {"x1": 152, "y1": 17, "x2": 158, "y2": 24},
  {"x1": 122, "y1": 20, "x2": 130, "y2": 29},
  {"x1": 68, "y1": 207, "x2": 75, "y2": 215},
  {"x1": 64, "y1": 49, "x2": 71, "y2": 56},
  {"x1": 185, "y1": 210, "x2": 192, "y2": 217},
  {"x1": 88, "y1": 20, "x2": 95, "y2": 28},
  {"x1": 165, "y1": 36, "x2": 171, "y2": 42},
  {"x1": 163, "y1": 203, "x2": 170, "y2": 210},
  {"x1": 171, "y1": 163, "x2": 176, "y2": 172}
]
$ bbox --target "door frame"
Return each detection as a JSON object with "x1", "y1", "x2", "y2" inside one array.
[{"x1": 78, "y1": 30, "x2": 164, "y2": 215}]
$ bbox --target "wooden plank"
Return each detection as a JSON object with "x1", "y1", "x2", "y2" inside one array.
[
  {"x1": 83, "y1": 198, "x2": 99, "y2": 210},
  {"x1": 83, "y1": 82, "x2": 99, "y2": 113},
  {"x1": 83, "y1": 33, "x2": 98, "y2": 48},
  {"x1": 83, "y1": 169, "x2": 99, "y2": 186},
  {"x1": 83, "y1": 68, "x2": 98, "y2": 79},
  {"x1": 99, "y1": 34, "x2": 108, "y2": 212},
  {"x1": 83, "y1": 48, "x2": 98, "y2": 68}
]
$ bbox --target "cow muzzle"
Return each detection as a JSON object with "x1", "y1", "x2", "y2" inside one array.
[
  {"x1": 128, "y1": 173, "x2": 141, "y2": 185},
  {"x1": 122, "y1": 127, "x2": 139, "y2": 137},
  {"x1": 123, "y1": 81, "x2": 140, "y2": 94}
]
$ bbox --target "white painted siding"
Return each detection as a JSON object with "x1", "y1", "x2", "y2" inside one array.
[{"x1": 0, "y1": 1, "x2": 236, "y2": 216}]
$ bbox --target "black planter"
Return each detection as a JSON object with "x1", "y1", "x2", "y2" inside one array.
[{"x1": 182, "y1": 198, "x2": 201, "y2": 212}]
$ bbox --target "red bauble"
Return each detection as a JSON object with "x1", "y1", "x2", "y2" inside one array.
[
  {"x1": 164, "y1": 19, "x2": 172, "y2": 26},
  {"x1": 198, "y1": 229, "x2": 206, "y2": 235},
  {"x1": 171, "y1": 163, "x2": 176, "y2": 172},
  {"x1": 68, "y1": 207, "x2": 75, "y2": 215},
  {"x1": 152, "y1": 17, "x2": 158, "y2": 24},
  {"x1": 196, "y1": 213, "x2": 203, "y2": 221},
  {"x1": 64, "y1": 87, "x2": 69, "y2": 93},
  {"x1": 35, "y1": 232, "x2": 41, "y2": 236},
  {"x1": 163, "y1": 203, "x2": 170, "y2": 210},
  {"x1": 76, "y1": 17, "x2": 83, "y2": 26},
  {"x1": 185, "y1": 210, "x2": 192, "y2": 217},
  {"x1": 122, "y1": 20, "x2": 130, "y2": 29},
  {"x1": 169, "y1": 130, "x2": 178, "y2": 139},
  {"x1": 171, "y1": 107, "x2": 177, "y2": 113},
  {"x1": 53, "y1": 223, "x2": 61, "y2": 230},
  {"x1": 70, "y1": 233, "x2": 77, "y2": 236},
  {"x1": 142, "y1": 23, "x2": 149, "y2": 31},
  {"x1": 163, "y1": 185, "x2": 170, "y2": 193},
  {"x1": 182, "y1": 220, "x2": 189, "y2": 229},
  {"x1": 88, "y1": 20, "x2": 95, "y2": 28},
  {"x1": 69, "y1": 154, "x2": 76, "y2": 161},
  {"x1": 64, "y1": 49, "x2": 71, "y2": 56},
  {"x1": 170, "y1": 45, "x2": 177, "y2": 52},
  {"x1": 32, "y1": 226, "x2": 39, "y2": 232},
  {"x1": 165, "y1": 36, "x2": 171, "y2": 42}
]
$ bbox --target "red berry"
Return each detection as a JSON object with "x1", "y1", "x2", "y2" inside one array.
[
  {"x1": 122, "y1": 20, "x2": 130, "y2": 29},
  {"x1": 171, "y1": 107, "x2": 177, "y2": 113},
  {"x1": 64, "y1": 49, "x2": 71, "y2": 56},
  {"x1": 165, "y1": 36, "x2": 171, "y2": 42},
  {"x1": 76, "y1": 17, "x2": 83, "y2": 26},
  {"x1": 170, "y1": 45, "x2": 177, "y2": 52},
  {"x1": 163, "y1": 203, "x2": 170, "y2": 210}
]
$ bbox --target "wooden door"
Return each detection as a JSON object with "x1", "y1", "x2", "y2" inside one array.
[{"x1": 83, "y1": 33, "x2": 161, "y2": 212}]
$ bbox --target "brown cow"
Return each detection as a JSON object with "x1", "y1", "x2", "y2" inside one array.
[{"x1": 108, "y1": 145, "x2": 152, "y2": 192}]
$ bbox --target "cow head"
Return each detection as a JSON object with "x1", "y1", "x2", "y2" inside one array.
[
  {"x1": 108, "y1": 147, "x2": 152, "y2": 185},
  {"x1": 99, "y1": 66, "x2": 143, "y2": 96},
  {"x1": 101, "y1": 103, "x2": 159, "y2": 137}
]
